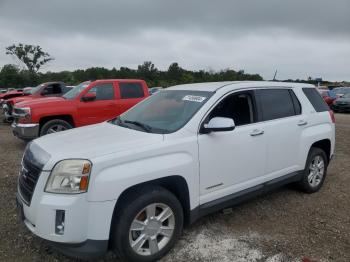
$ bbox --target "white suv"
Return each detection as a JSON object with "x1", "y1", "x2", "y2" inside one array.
[{"x1": 17, "y1": 81, "x2": 335, "y2": 261}]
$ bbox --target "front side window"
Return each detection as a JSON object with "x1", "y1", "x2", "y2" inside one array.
[
  {"x1": 43, "y1": 84, "x2": 62, "y2": 95},
  {"x1": 88, "y1": 83, "x2": 115, "y2": 100},
  {"x1": 257, "y1": 89, "x2": 297, "y2": 121},
  {"x1": 63, "y1": 81, "x2": 91, "y2": 100},
  {"x1": 119, "y1": 83, "x2": 144, "y2": 99},
  {"x1": 110, "y1": 90, "x2": 213, "y2": 134},
  {"x1": 207, "y1": 91, "x2": 256, "y2": 126}
]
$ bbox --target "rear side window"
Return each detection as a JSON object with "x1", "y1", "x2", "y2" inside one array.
[
  {"x1": 257, "y1": 89, "x2": 297, "y2": 121},
  {"x1": 290, "y1": 90, "x2": 302, "y2": 115},
  {"x1": 88, "y1": 83, "x2": 115, "y2": 100},
  {"x1": 119, "y1": 83, "x2": 144, "y2": 99},
  {"x1": 302, "y1": 88, "x2": 329, "y2": 112}
]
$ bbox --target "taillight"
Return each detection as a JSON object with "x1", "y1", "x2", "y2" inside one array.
[{"x1": 329, "y1": 110, "x2": 335, "y2": 123}]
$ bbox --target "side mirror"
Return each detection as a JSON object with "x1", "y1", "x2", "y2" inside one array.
[
  {"x1": 81, "y1": 92, "x2": 96, "y2": 102},
  {"x1": 201, "y1": 117, "x2": 235, "y2": 134}
]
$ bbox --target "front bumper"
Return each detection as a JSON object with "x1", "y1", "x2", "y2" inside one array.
[
  {"x1": 12, "y1": 122, "x2": 39, "y2": 140},
  {"x1": 16, "y1": 170, "x2": 116, "y2": 259}
]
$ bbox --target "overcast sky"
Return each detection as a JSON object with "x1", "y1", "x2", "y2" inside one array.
[{"x1": 0, "y1": 0, "x2": 349, "y2": 81}]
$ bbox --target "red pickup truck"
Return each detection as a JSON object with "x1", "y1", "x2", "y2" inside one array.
[
  {"x1": 11, "y1": 79, "x2": 149, "y2": 140},
  {"x1": 0, "y1": 89, "x2": 26, "y2": 105},
  {"x1": 3, "y1": 82, "x2": 71, "y2": 122}
]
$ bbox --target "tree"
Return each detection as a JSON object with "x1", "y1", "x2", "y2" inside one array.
[
  {"x1": 167, "y1": 62, "x2": 184, "y2": 81},
  {"x1": 5, "y1": 43, "x2": 54, "y2": 73},
  {"x1": 137, "y1": 61, "x2": 158, "y2": 81}
]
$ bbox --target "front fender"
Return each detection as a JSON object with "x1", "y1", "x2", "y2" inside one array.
[{"x1": 87, "y1": 150, "x2": 199, "y2": 209}]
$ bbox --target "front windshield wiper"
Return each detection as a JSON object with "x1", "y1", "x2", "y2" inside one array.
[{"x1": 123, "y1": 120, "x2": 152, "y2": 133}]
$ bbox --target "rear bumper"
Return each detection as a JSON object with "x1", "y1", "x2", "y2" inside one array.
[{"x1": 12, "y1": 122, "x2": 39, "y2": 140}]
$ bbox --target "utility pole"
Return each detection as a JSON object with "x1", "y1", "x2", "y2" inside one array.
[{"x1": 273, "y1": 70, "x2": 278, "y2": 81}]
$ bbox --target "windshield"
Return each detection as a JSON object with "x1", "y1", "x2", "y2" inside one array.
[
  {"x1": 110, "y1": 90, "x2": 213, "y2": 134},
  {"x1": 63, "y1": 81, "x2": 91, "y2": 99},
  {"x1": 334, "y1": 88, "x2": 350, "y2": 95},
  {"x1": 30, "y1": 84, "x2": 45, "y2": 95}
]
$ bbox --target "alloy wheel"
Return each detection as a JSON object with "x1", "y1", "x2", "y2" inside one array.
[
  {"x1": 308, "y1": 155, "x2": 325, "y2": 187},
  {"x1": 129, "y1": 203, "x2": 175, "y2": 256}
]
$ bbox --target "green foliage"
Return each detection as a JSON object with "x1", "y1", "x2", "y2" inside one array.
[
  {"x1": 0, "y1": 61, "x2": 264, "y2": 89},
  {"x1": 6, "y1": 43, "x2": 54, "y2": 73}
]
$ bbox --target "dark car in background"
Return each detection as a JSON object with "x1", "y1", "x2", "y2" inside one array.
[
  {"x1": 333, "y1": 87, "x2": 350, "y2": 98},
  {"x1": 332, "y1": 93, "x2": 350, "y2": 112}
]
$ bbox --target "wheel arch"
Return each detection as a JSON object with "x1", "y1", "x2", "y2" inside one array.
[
  {"x1": 310, "y1": 139, "x2": 331, "y2": 162},
  {"x1": 109, "y1": 175, "x2": 191, "y2": 241},
  {"x1": 39, "y1": 115, "x2": 75, "y2": 132}
]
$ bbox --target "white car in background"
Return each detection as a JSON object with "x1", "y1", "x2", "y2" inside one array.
[{"x1": 17, "y1": 81, "x2": 335, "y2": 261}]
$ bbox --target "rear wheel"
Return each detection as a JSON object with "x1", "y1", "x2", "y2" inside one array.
[
  {"x1": 112, "y1": 186, "x2": 183, "y2": 262},
  {"x1": 40, "y1": 119, "x2": 73, "y2": 136},
  {"x1": 298, "y1": 147, "x2": 328, "y2": 193}
]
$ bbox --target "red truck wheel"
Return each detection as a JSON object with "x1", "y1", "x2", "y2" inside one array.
[{"x1": 40, "y1": 119, "x2": 73, "y2": 136}]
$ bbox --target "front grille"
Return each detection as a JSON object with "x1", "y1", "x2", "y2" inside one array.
[
  {"x1": 13, "y1": 108, "x2": 23, "y2": 115},
  {"x1": 18, "y1": 154, "x2": 42, "y2": 205}
]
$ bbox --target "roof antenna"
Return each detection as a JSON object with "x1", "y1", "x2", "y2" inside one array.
[{"x1": 273, "y1": 70, "x2": 278, "y2": 81}]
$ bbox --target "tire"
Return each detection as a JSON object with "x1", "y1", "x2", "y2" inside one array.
[
  {"x1": 111, "y1": 186, "x2": 184, "y2": 262},
  {"x1": 40, "y1": 119, "x2": 73, "y2": 136},
  {"x1": 298, "y1": 147, "x2": 328, "y2": 193}
]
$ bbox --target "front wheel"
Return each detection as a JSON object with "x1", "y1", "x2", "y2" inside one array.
[
  {"x1": 298, "y1": 147, "x2": 328, "y2": 193},
  {"x1": 40, "y1": 119, "x2": 73, "y2": 136},
  {"x1": 112, "y1": 186, "x2": 183, "y2": 262}
]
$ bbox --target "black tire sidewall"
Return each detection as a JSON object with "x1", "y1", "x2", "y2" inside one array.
[
  {"x1": 113, "y1": 187, "x2": 184, "y2": 262},
  {"x1": 301, "y1": 147, "x2": 328, "y2": 193},
  {"x1": 40, "y1": 119, "x2": 72, "y2": 136}
]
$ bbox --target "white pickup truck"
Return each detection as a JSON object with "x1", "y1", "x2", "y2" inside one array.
[{"x1": 17, "y1": 81, "x2": 335, "y2": 261}]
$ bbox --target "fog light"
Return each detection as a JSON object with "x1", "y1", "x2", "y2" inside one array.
[{"x1": 55, "y1": 210, "x2": 65, "y2": 235}]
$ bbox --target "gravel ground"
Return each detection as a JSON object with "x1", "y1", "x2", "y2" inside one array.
[{"x1": 0, "y1": 114, "x2": 349, "y2": 262}]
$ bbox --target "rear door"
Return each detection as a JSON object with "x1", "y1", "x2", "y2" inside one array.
[
  {"x1": 255, "y1": 88, "x2": 304, "y2": 178},
  {"x1": 116, "y1": 82, "x2": 146, "y2": 115},
  {"x1": 77, "y1": 82, "x2": 117, "y2": 126}
]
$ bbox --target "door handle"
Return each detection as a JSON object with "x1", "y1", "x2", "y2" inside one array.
[
  {"x1": 297, "y1": 120, "x2": 308, "y2": 126},
  {"x1": 250, "y1": 129, "x2": 264, "y2": 136}
]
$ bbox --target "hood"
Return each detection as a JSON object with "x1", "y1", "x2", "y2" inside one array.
[
  {"x1": 9, "y1": 95, "x2": 34, "y2": 105},
  {"x1": 15, "y1": 97, "x2": 65, "y2": 108},
  {"x1": 33, "y1": 122, "x2": 164, "y2": 166}
]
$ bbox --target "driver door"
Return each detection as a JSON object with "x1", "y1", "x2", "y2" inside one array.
[
  {"x1": 77, "y1": 82, "x2": 118, "y2": 126},
  {"x1": 198, "y1": 90, "x2": 267, "y2": 204}
]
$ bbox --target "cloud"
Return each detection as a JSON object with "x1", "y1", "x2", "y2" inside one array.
[{"x1": 0, "y1": 0, "x2": 349, "y2": 81}]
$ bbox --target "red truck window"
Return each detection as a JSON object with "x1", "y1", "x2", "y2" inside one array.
[
  {"x1": 88, "y1": 83, "x2": 115, "y2": 100},
  {"x1": 119, "y1": 83, "x2": 144, "y2": 99}
]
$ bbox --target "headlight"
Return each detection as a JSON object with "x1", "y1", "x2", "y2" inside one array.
[
  {"x1": 45, "y1": 159, "x2": 92, "y2": 194},
  {"x1": 15, "y1": 107, "x2": 31, "y2": 116}
]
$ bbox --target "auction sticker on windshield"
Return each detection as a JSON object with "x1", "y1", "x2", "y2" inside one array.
[{"x1": 183, "y1": 95, "x2": 206, "y2": 102}]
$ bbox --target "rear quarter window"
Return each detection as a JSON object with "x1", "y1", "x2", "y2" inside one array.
[{"x1": 302, "y1": 88, "x2": 329, "y2": 112}]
